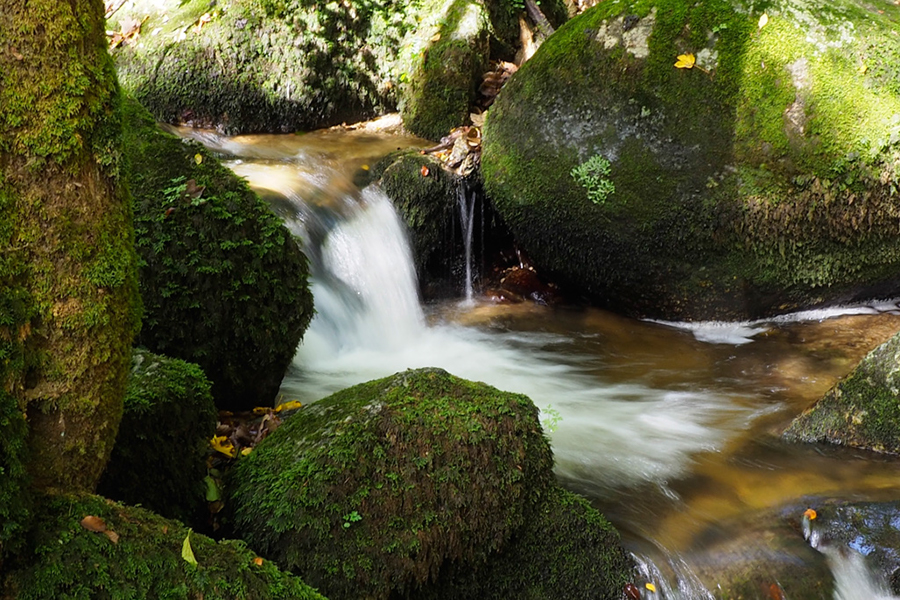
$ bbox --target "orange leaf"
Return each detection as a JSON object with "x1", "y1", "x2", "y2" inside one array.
[
  {"x1": 803, "y1": 508, "x2": 817, "y2": 520},
  {"x1": 420, "y1": 165, "x2": 430, "y2": 177},
  {"x1": 253, "y1": 557, "x2": 264, "y2": 566},
  {"x1": 104, "y1": 530, "x2": 120, "y2": 544},
  {"x1": 80, "y1": 516, "x2": 107, "y2": 533},
  {"x1": 674, "y1": 53, "x2": 695, "y2": 69}
]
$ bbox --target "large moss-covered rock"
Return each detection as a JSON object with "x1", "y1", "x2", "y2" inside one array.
[
  {"x1": 97, "y1": 348, "x2": 217, "y2": 525},
  {"x1": 227, "y1": 367, "x2": 559, "y2": 600},
  {"x1": 0, "y1": 493, "x2": 327, "y2": 600},
  {"x1": 123, "y1": 98, "x2": 314, "y2": 410},
  {"x1": 417, "y1": 486, "x2": 632, "y2": 600},
  {"x1": 483, "y1": 0, "x2": 900, "y2": 320},
  {"x1": 783, "y1": 330, "x2": 900, "y2": 453},
  {"x1": 0, "y1": 392, "x2": 29, "y2": 561}
]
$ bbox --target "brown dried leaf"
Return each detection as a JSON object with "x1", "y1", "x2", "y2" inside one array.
[
  {"x1": 104, "y1": 530, "x2": 120, "y2": 544},
  {"x1": 80, "y1": 516, "x2": 108, "y2": 533}
]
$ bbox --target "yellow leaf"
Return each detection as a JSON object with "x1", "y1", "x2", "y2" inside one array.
[
  {"x1": 860, "y1": 64, "x2": 868, "y2": 74},
  {"x1": 360, "y1": 164, "x2": 370, "y2": 171},
  {"x1": 252, "y1": 406, "x2": 270, "y2": 415},
  {"x1": 674, "y1": 53, "x2": 695, "y2": 69},
  {"x1": 210, "y1": 435, "x2": 236, "y2": 458},
  {"x1": 182, "y1": 530, "x2": 198, "y2": 566},
  {"x1": 645, "y1": 582, "x2": 657, "y2": 593},
  {"x1": 275, "y1": 400, "x2": 303, "y2": 413},
  {"x1": 241, "y1": 447, "x2": 253, "y2": 456},
  {"x1": 430, "y1": 32, "x2": 441, "y2": 42},
  {"x1": 194, "y1": 153, "x2": 203, "y2": 165},
  {"x1": 758, "y1": 13, "x2": 768, "y2": 29}
]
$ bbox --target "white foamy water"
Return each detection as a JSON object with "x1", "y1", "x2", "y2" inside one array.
[{"x1": 282, "y1": 187, "x2": 765, "y2": 490}]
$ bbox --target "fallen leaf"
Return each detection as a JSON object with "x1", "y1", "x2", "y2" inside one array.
[
  {"x1": 194, "y1": 153, "x2": 203, "y2": 165},
  {"x1": 470, "y1": 112, "x2": 486, "y2": 127},
  {"x1": 430, "y1": 32, "x2": 441, "y2": 42},
  {"x1": 360, "y1": 164, "x2": 370, "y2": 171},
  {"x1": 10, "y1": 47, "x2": 23, "y2": 60},
  {"x1": 274, "y1": 400, "x2": 303, "y2": 413},
  {"x1": 204, "y1": 475, "x2": 222, "y2": 502},
  {"x1": 182, "y1": 530, "x2": 198, "y2": 566},
  {"x1": 674, "y1": 53, "x2": 695, "y2": 69},
  {"x1": 758, "y1": 13, "x2": 769, "y2": 29},
  {"x1": 241, "y1": 447, "x2": 253, "y2": 456},
  {"x1": 253, "y1": 557, "x2": 264, "y2": 567},
  {"x1": 104, "y1": 530, "x2": 120, "y2": 544},
  {"x1": 80, "y1": 516, "x2": 108, "y2": 532},
  {"x1": 645, "y1": 582, "x2": 657, "y2": 593},
  {"x1": 803, "y1": 508, "x2": 817, "y2": 520},
  {"x1": 210, "y1": 435, "x2": 237, "y2": 458},
  {"x1": 420, "y1": 165, "x2": 430, "y2": 177}
]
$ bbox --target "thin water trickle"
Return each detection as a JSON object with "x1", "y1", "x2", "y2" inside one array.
[
  {"x1": 185, "y1": 126, "x2": 900, "y2": 598},
  {"x1": 456, "y1": 181, "x2": 477, "y2": 302}
]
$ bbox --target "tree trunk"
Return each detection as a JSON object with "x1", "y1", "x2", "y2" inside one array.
[{"x1": 0, "y1": 0, "x2": 140, "y2": 492}]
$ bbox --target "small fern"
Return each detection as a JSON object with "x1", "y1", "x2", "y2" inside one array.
[{"x1": 571, "y1": 155, "x2": 615, "y2": 205}]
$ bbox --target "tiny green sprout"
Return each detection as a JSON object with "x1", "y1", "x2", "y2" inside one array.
[
  {"x1": 571, "y1": 154, "x2": 616, "y2": 205},
  {"x1": 540, "y1": 404, "x2": 562, "y2": 433},
  {"x1": 343, "y1": 510, "x2": 362, "y2": 528}
]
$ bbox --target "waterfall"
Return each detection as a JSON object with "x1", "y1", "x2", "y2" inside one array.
[{"x1": 456, "y1": 181, "x2": 477, "y2": 302}]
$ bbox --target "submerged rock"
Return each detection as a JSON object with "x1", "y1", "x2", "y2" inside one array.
[
  {"x1": 123, "y1": 98, "x2": 314, "y2": 410},
  {"x1": 784, "y1": 330, "x2": 900, "y2": 454},
  {"x1": 0, "y1": 494, "x2": 326, "y2": 600},
  {"x1": 482, "y1": 0, "x2": 900, "y2": 320},
  {"x1": 227, "y1": 367, "x2": 631, "y2": 600},
  {"x1": 97, "y1": 348, "x2": 217, "y2": 526}
]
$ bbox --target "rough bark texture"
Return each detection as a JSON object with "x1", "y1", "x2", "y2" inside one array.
[{"x1": 0, "y1": 0, "x2": 140, "y2": 492}]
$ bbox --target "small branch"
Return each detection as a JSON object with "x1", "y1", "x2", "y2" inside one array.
[{"x1": 524, "y1": 0, "x2": 555, "y2": 38}]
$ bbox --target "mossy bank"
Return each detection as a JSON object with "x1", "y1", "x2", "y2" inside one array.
[
  {"x1": 482, "y1": 0, "x2": 900, "y2": 320},
  {"x1": 227, "y1": 367, "x2": 632, "y2": 599},
  {"x1": 123, "y1": 98, "x2": 314, "y2": 410},
  {"x1": 0, "y1": 494, "x2": 327, "y2": 600}
]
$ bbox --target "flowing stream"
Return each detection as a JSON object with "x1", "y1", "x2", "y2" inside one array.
[{"x1": 182, "y1": 123, "x2": 900, "y2": 598}]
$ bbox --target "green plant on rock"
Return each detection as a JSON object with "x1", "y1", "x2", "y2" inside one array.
[{"x1": 571, "y1": 155, "x2": 616, "y2": 205}]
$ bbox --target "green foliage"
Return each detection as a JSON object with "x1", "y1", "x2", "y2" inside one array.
[
  {"x1": 0, "y1": 391, "x2": 30, "y2": 557},
  {"x1": 97, "y1": 348, "x2": 217, "y2": 525},
  {"x1": 122, "y1": 98, "x2": 314, "y2": 410},
  {"x1": 228, "y1": 367, "x2": 556, "y2": 600},
  {"x1": 0, "y1": 494, "x2": 327, "y2": 600},
  {"x1": 571, "y1": 155, "x2": 616, "y2": 205}
]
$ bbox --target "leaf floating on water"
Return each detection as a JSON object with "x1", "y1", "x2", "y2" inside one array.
[
  {"x1": 80, "y1": 516, "x2": 108, "y2": 533},
  {"x1": 674, "y1": 53, "x2": 695, "y2": 69},
  {"x1": 645, "y1": 582, "x2": 657, "y2": 593},
  {"x1": 182, "y1": 530, "x2": 198, "y2": 566},
  {"x1": 758, "y1": 13, "x2": 769, "y2": 29}
]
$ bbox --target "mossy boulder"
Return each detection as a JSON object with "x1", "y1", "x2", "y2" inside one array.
[
  {"x1": 122, "y1": 98, "x2": 314, "y2": 410},
  {"x1": 0, "y1": 392, "x2": 30, "y2": 560},
  {"x1": 783, "y1": 330, "x2": 900, "y2": 454},
  {"x1": 482, "y1": 0, "x2": 900, "y2": 320},
  {"x1": 97, "y1": 348, "x2": 217, "y2": 525},
  {"x1": 228, "y1": 368, "x2": 571, "y2": 600},
  {"x1": 416, "y1": 486, "x2": 632, "y2": 600},
  {"x1": 0, "y1": 493, "x2": 327, "y2": 600}
]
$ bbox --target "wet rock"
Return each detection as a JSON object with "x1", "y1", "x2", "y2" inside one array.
[
  {"x1": 784, "y1": 330, "x2": 900, "y2": 454},
  {"x1": 482, "y1": 0, "x2": 900, "y2": 320}
]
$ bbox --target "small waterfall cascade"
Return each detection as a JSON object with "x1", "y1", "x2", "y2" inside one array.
[{"x1": 456, "y1": 180, "x2": 478, "y2": 302}]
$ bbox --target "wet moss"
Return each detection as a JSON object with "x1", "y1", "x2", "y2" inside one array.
[
  {"x1": 483, "y1": 0, "x2": 900, "y2": 320},
  {"x1": 416, "y1": 487, "x2": 633, "y2": 600},
  {"x1": 0, "y1": 493, "x2": 327, "y2": 600},
  {"x1": 97, "y1": 348, "x2": 217, "y2": 525},
  {"x1": 784, "y1": 330, "x2": 900, "y2": 454},
  {"x1": 0, "y1": 0, "x2": 140, "y2": 491},
  {"x1": 122, "y1": 98, "x2": 314, "y2": 410},
  {"x1": 0, "y1": 391, "x2": 30, "y2": 560},
  {"x1": 227, "y1": 367, "x2": 556, "y2": 600},
  {"x1": 399, "y1": 0, "x2": 491, "y2": 140}
]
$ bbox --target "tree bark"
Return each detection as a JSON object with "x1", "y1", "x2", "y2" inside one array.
[{"x1": 0, "y1": 0, "x2": 140, "y2": 491}]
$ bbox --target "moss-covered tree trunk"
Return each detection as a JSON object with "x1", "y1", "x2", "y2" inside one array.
[{"x1": 0, "y1": 0, "x2": 140, "y2": 492}]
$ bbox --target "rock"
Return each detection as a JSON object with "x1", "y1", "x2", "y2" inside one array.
[
  {"x1": 0, "y1": 494, "x2": 326, "y2": 600},
  {"x1": 482, "y1": 0, "x2": 900, "y2": 320},
  {"x1": 123, "y1": 98, "x2": 314, "y2": 410},
  {"x1": 685, "y1": 504, "x2": 834, "y2": 600},
  {"x1": 0, "y1": 390, "x2": 29, "y2": 559},
  {"x1": 96, "y1": 348, "x2": 217, "y2": 525},
  {"x1": 227, "y1": 368, "x2": 632, "y2": 600},
  {"x1": 784, "y1": 330, "x2": 900, "y2": 454}
]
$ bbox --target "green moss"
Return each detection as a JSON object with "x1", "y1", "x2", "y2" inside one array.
[
  {"x1": 417, "y1": 487, "x2": 633, "y2": 600},
  {"x1": 0, "y1": 391, "x2": 30, "y2": 559},
  {"x1": 97, "y1": 349, "x2": 217, "y2": 525},
  {"x1": 228, "y1": 367, "x2": 555, "y2": 600},
  {"x1": 0, "y1": 0, "x2": 140, "y2": 491},
  {"x1": 784, "y1": 330, "x2": 900, "y2": 453},
  {"x1": 122, "y1": 98, "x2": 314, "y2": 410},
  {"x1": 0, "y1": 493, "x2": 327, "y2": 600},
  {"x1": 483, "y1": 0, "x2": 900, "y2": 320}
]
